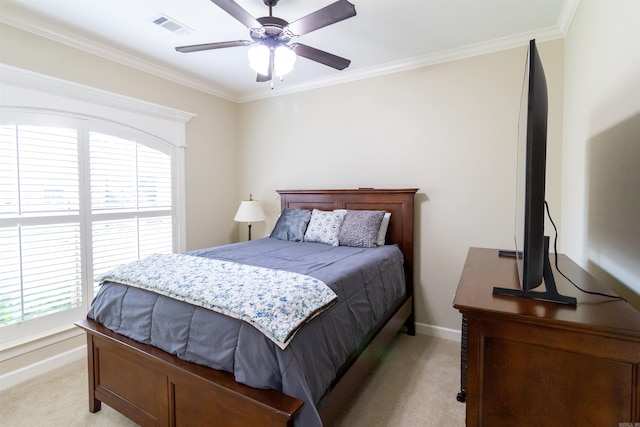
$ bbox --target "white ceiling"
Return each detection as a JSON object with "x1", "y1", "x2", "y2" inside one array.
[{"x1": 1, "y1": 0, "x2": 577, "y2": 103}]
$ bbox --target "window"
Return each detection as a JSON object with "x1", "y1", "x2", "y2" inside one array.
[
  {"x1": 0, "y1": 116, "x2": 175, "y2": 345},
  {"x1": 1, "y1": 65, "x2": 192, "y2": 350},
  {"x1": 0, "y1": 122, "x2": 82, "y2": 328},
  {"x1": 89, "y1": 132, "x2": 174, "y2": 294}
]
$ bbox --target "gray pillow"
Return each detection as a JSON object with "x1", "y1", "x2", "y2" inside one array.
[
  {"x1": 270, "y1": 208, "x2": 312, "y2": 242},
  {"x1": 338, "y1": 210, "x2": 386, "y2": 248}
]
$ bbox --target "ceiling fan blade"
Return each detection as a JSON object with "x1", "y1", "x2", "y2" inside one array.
[
  {"x1": 175, "y1": 40, "x2": 252, "y2": 53},
  {"x1": 210, "y1": 0, "x2": 262, "y2": 29},
  {"x1": 290, "y1": 43, "x2": 351, "y2": 70},
  {"x1": 285, "y1": 0, "x2": 356, "y2": 36}
]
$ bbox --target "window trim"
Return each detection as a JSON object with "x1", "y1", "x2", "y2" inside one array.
[{"x1": 0, "y1": 64, "x2": 195, "y2": 353}]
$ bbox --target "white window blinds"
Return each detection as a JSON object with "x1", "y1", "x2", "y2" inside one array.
[
  {"x1": 0, "y1": 126, "x2": 19, "y2": 214},
  {"x1": 0, "y1": 119, "x2": 175, "y2": 337},
  {"x1": 1, "y1": 66, "x2": 191, "y2": 351},
  {"x1": 90, "y1": 133, "x2": 137, "y2": 211},
  {"x1": 0, "y1": 124, "x2": 82, "y2": 327},
  {"x1": 89, "y1": 132, "x2": 173, "y2": 294},
  {"x1": 14, "y1": 223, "x2": 82, "y2": 322}
]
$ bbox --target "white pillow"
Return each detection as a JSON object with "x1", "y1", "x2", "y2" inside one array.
[
  {"x1": 376, "y1": 212, "x2": 391, "y2": 246},
  {"x1": 304, "y1": 209, "x2": 347, "y2": 246}
]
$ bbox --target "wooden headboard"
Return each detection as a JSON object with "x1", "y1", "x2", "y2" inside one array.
[{"x1": 277, "y1": 188, "x2": 418, "y2": 298}]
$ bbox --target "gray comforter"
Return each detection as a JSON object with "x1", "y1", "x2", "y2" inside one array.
[{"x1": 88, "y1": 237, "x2": 406, "y2": 426}]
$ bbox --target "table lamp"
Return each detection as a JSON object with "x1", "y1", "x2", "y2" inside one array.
[{"x1": 234, "y1": 194, "x2": 266, "y2": 241}]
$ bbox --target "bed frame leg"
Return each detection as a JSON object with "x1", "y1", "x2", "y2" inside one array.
[
  {"x1": 86, "y1": 333, "x2": 102, "y2": 413},
  {"x1": 405, "y1": 315, "x2": 416, "y2": 336},
  {"x1": 89, "y1": 397, "x2": 102, "y2": 413},
  {"x1": 405, "y1": 296, "x2": 416, "y2": 336}
]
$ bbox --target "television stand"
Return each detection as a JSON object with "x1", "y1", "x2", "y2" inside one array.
[
  {"x1": 493, "y1": 236, "x2": 576, "y2": 305},
  {"x1": 453, "y1": 247, "x2": 640, "y2": 426}
]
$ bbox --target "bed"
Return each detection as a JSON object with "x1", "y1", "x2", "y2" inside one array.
[{"x1": 76, "y1": 188, "x2": 417, "y2": 426}]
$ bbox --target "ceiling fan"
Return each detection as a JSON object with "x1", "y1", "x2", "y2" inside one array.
[{"x1": 176, "y1": 0, "x2": 356, "y2": 83}]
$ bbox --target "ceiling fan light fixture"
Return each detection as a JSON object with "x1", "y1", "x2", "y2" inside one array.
[
  {"x1": 248, "y1": 44, "x2": 271, "y2": 76},
  {"x1": 178, "y1": 0, "x2": 355, "y2": 83},
  {"x1": 248, "y1": 43, "x2": 297, "y2": 79},
  {"x1": 274, "y1": 45, "x2": 296, "y2": 78}
]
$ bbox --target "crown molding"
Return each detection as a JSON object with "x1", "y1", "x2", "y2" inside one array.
[
  {"x1": 557, "y1": 0, "x2": 581, "y2": 35},
  {"x1": 2, "y1": 1, "x2": 578, "y2": 105},
  {"x1": 0, "y1": 10, "x2": 238, "y2": 102},
  {"x1": 238, "y1": 25, "x2": 566, "y2": 103}
]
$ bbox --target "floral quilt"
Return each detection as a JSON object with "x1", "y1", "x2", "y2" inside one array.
[{"x1": 96, "y1": 253, "x2": 337, "y2": 349}]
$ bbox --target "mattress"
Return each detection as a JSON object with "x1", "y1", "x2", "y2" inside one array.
[{"x1": 88, "y1": 237, "x2": 406, "y2": 426}]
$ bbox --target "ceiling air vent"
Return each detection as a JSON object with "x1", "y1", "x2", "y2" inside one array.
[{"x1": 151, "y1": 14, "x2": 193, "y2": 35}]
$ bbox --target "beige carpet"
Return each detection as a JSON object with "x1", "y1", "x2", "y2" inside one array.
[{"x1": 1, "y1": 334, "x2": 465, "y2": 426}]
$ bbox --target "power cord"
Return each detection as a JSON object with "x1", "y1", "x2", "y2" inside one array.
[{"x1": 544, "y1": 201, "x2": 627, "y2": 302}]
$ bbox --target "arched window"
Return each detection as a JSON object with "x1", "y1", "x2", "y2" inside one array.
[{"x1": 0, "y1": 65, "x2": 193, "y2": 349}]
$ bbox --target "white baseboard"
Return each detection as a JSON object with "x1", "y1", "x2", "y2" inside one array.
[
  {"x1": 0, "y1": 345, "x2": 86, "y2": 392},
  {"x1": 415, "y1": 322, "x2": 462, "y2": 342}
]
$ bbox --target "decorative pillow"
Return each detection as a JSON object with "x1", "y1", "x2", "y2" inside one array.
[
  {"x1": 303, "y1": 209, "x2": 347, "y2": 246},
  {"x1": 270, "y1": 208, "x2": 312, "y2": 242},
  {"x1": 339, "y1": 210, "x2": 386, "y2": 248},
  {"x1": 376, "y1": 212, "x2": 391, "y2": 246}
]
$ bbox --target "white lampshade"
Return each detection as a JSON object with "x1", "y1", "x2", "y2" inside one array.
[{"x1": 234, "y1": 200, "x2": 266, "y2": 223}]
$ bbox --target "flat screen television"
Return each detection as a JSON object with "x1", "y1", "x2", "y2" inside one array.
[{"x1": 493, "y1": 39, "x2": 576, "y2": 305}]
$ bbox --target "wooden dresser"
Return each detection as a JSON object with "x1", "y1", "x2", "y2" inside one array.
[{"x1": 453, "y1": 247, "x2": 640, "y2": 426}]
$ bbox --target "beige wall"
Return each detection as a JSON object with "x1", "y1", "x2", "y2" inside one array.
[
  {"x1": 0, "y1": 23, "x2": 240, "y2": 251},
  {"x1": 238, "y1": 40, "x2": 566, "y2": 331},
  {"x1": 0, "y1": 23, "x2": 239, "y2": 375},
  {"x1": 562, "y1": 0, "x2": 640, "y2": 307}
]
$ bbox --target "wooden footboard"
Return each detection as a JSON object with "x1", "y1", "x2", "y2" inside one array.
[
  {"x1": 76, "y1": 295, "x2": 412, "y2": 427},
  {"x1": 77, "y1": 318, "x2": 303, "y2": 427}
]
